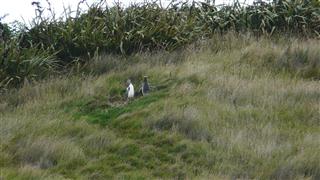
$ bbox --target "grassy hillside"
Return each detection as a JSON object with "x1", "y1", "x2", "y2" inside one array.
[{"x1": 0, "y1": 35, "x2": 319, "y2": 179}]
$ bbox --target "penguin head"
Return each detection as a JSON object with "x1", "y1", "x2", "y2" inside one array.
[
  {"x1": 126, "y1": 79, "x2": 131, "y2": 86},
  {"x1": 143, "y1": 76, "x2": 148, "y2": 82}
]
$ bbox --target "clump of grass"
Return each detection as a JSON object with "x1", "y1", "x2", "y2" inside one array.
[
  {"x1": 271, "y1": 140, "x2": 320, "y2": 179},
  {"x1": 0, "y1": 75, "x2": 84, "y2": 109},
  {"x1": 82, "y1": 130, "x2": 116, "y2": 155},
  {"x1": 10, "y1": 136, "x2": 86, "y2": 169},
  {"x1": 278, "y1": 41, "x2": 320, "y2": 79},
  {"x1": 150, "y1": 111, "x2": 211, "y2": 141},
  {"x1": 240, "y1": 39, "x2": 320, "y2": 79}
]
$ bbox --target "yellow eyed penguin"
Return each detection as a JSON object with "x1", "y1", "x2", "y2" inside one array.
[
  {"x1": 141, "y1": 76, "x2": 150, "y2": 96},
  {"x1": 126, "y1": 79, "x2": 134, "y2": 99}
]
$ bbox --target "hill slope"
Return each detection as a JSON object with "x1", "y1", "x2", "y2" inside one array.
[{"x1": 1, "y1": 35, "x2": 319, "y2": 179}]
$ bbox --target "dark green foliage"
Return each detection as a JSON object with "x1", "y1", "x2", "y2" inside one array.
[
  {"x1": 0, "y1": 0, "x2": 319, "y2": 90},
  {"x1": 0, "y1": 39, "x2": 58, "y2": 91}
]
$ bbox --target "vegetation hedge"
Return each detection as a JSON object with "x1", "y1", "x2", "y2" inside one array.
[{"x1": 0, "y1": 0, "x2": 319, "y2": 90}]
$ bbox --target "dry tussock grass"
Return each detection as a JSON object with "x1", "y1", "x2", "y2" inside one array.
[{"x1": 0, "y1": 36, "x2": 319, "y2": 179}]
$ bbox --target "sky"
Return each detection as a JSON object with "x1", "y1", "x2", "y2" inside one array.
[{"x1": 0, "y1": 0, "x2": 254, "y2": 24}]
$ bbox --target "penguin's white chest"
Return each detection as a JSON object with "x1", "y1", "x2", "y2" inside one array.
[{"x1": 127, "y1": 84, "x2": 134, "y2": 98}]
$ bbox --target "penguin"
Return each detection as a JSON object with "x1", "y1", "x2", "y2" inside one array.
[
  {"x1": 141, "y1": 76, "x2": 150, "y2": 96},
  {"x1": 126, "y1": 79, "x2": 134, "y2": 99}
]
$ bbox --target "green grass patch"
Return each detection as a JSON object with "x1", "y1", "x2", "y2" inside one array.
[
  {"x1": 61, "y1": 82, "x2": 215, "y2": 178},
  {"x1": 72, "y1": 91, "x2": 167, "y2": 125}
]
